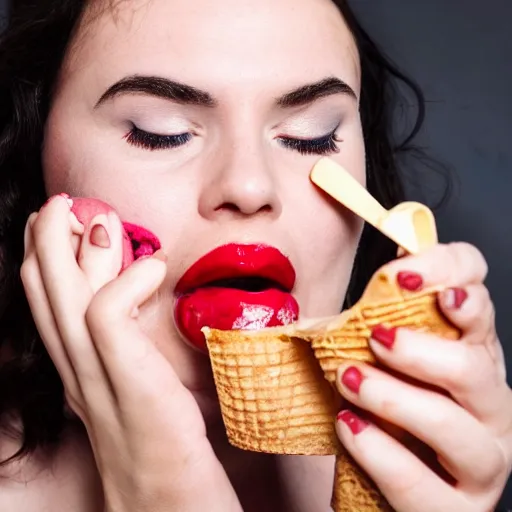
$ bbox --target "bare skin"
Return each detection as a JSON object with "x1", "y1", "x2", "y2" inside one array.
[{"x1": 0, "y1": 423, "x2": 301, "y2": 511}]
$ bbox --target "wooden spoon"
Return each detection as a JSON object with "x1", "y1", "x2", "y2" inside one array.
[{"x1": 310, "y1": 157, "x2": 438, "y2": 254}]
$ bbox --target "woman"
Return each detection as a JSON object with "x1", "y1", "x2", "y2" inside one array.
[{"x1": 0, "y1": 0, "x2": 510, "y2": 510}]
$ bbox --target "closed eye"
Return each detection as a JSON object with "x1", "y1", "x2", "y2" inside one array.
[
  {"x1": 278, "y1": 127, "x2": 341, "y2": 156},
  {"x1": 125, "y1": 126, "x2": 192, "y2": 151},
  {"x1": 125, "y1": 125, "x2": 342, "y2": 155}
]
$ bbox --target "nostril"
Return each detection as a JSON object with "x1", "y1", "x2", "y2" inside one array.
[
  {"x1": 214, "y1": 202, "x2": 273, "y2": 214},
  {"x1": 214, "y1": 202, "x2": 240, "y2": 213}
]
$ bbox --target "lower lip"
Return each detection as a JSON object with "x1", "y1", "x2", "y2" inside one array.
[{"x1": 174, "y1": 288, "x2": 299, "y2": 351}]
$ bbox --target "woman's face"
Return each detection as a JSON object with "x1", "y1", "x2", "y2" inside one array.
[{"x1": 42, "y1": 0, "x2": 365, "y2": 415}]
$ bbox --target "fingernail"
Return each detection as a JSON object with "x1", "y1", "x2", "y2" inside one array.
[
  {"x1": 443, "y1": 287, "x2": 468, "y2": 309},
  {"x1": 396, "y1": 246, "x2": 407, "y2": 258},
  {"x1": 59, "y1": 193, "x2": 74, "y2": 208},
  {"x1": 397, "y1": 271, "x2": 423, "y2": 291},
  {"x1": 371, "y1": 324, "x2": 397, "y2": 349},
  {"x1": 337, "y1": 410, "x2": 369, "y2": 435},
  {"x1": 90, "y1": 223, "x2": 111, "y2": 249},
  {"x1": 152, "y1": 249, "x2": 168, "y2": 262},
  {"x1": 340, "y1": 366, "x2": 364, "y2": 394}
]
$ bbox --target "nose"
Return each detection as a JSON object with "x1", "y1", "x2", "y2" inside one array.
[{"x1": 198, "y1": 138, "x2": 282, "y2": 220}]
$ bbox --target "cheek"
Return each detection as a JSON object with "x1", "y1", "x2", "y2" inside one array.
[
  {"x1": 289, "y1": 176, "x2": 364, "y2": 317},
  {"x1": 293, "y1": 127, "x2": 366, "y2": 314},
  {"x1": 42, "y1": 115, "x2": 75, "y2": 195},
  {"x1": 303, "y1": 197, "x2": 363, "y2": 275},
  {"x1": 42, "y1": 108, "x2": 195, "y2": 249}
]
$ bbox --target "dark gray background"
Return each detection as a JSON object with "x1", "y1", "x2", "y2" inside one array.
[
  {"x1": 1, "y1": 0, "x2": 511, "y2": 507},
  {"x1": 349, "y1": 2, "x2": 511, "y2": 506}
]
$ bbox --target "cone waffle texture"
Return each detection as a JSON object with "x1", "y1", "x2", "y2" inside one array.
[
  {"x1": 203, "y1": 269, "x2": 460, "y2": 512},
  {"x1": 204, "y1": 328, "x2": 340, "y2": 455},
  {"x1": 331, "y1": 454, "x2": 394, "y2": 512},
  {"x1": 293, "y1": 270, "x2": 460, "y2": 384},
  {"x1": 291, "y1": 270, "x2": 459, "y2": 511}
]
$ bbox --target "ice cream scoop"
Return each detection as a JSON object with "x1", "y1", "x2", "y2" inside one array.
[{"x1": 69, "y1": 197, "x2": 161, "y2": 270}]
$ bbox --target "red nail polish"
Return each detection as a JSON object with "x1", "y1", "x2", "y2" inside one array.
[
  {"x1": 90, "y1": 224, "x2": 111, "y2": 248},
  {"x1": 337, "y1": 410, "x2": 369, "y2": 435},
  {"x1": 397, "y1": 271, "x2": 423, "y2": 291},
  {"x1": 448, "y1": 288, "x2": 468, "y2": 309},
  {"x1": 341, "y1": 366, "x2": 364, "y2": 394},
  {"x1": 371, "y1": 325, "x2": 397, "y2": 349}
]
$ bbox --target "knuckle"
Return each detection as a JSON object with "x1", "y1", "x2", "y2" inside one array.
[
  {"x1": 31, "y1": 212, "x2": 48, "y2": 241},
  {"x1": 462, "y1": 285, "x2": 491, "y2": 317},
  {"x1": 426, "y1": 398, "x2": 454, "y2": 431},
  {"x1": 442, "y1": 346, "x2": 475, "y2": 392},
  {"x1": 20, "y1": 258, "x2": 38, "y2": 289},
  {"x1": 449, "y1": 242, "x2": 488, "y2": 281},
  {"x1": 475, "y1": 284, "x2": 492, "y2": 304},
  {"x1": 420, "y1": 244, "x2": 453, "y2": 282},
  {"x1": 85, "y1": 297, "x2": 107, "y2": 332},
  {"x1": 85, "y1": 289, "x2": 120, "y2": 333},
  {"x1": 26, "y1": 211, "x2": 38, "y2": 228},
  {"x1": 64, "y1": 391, "x2": 86, "y2": 420}
]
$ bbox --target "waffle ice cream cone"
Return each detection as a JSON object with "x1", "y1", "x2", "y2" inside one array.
[
  {"x1": 287, "y1": 269, "x2": 460, "y2": 511},
  {"x1": 292, "y1": 270, "x2": 460, "y2": 383},
  {"x1": 332, "y1": 453, "x2": 394, "y2": 512},
  {"x1": 203, "y1": 327, "x2": 341, "y2": 455},
  {"x1": 203, "y1": 269, "x2": 460, "y2": 511}
]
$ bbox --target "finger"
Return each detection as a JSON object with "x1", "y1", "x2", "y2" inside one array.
[
  {"x1": 21, "y1": 214, "x2": 81, "y2": 401},
  {"x1": 85, "y1": 253, "x2": 183, "y2": 397},
  {"x1": 336, "y1": 363, "x2": 505, "y2": 490},
  {"x1": 369, "y1": 326, "x2": 512, "y2": 434},
  {"x1": 438, "y1": 284, "x2": 497, "y2": 344},
  {"x1": 69, "y1": 208, "x2": 85, "y2": 257},
  {"x1": 78, "y1": 211, "x2": 123, "y2": 293},
  {"x1": 33, "y1": 194, "x2": 91, "y2": 311},
  {"x1": 335, "y1": 410, "x2": 472, "y2": 512},
  {"x1": 382, "y1": 242, "x2": 488, "y2": 290},
  {"x1": 86, "y1": 252, "x2": 167, "y2": 368},
  {"x1": 31, "y1": 196, "x2": 109, "y2": 385},
  {"x1": 438, "y1": 283, "x2": 506, "y2": 380}
]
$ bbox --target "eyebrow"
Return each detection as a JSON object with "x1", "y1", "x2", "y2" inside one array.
[
  {"x1": 95, "y1": 75, "x2": 357, "y2": 109},
  {"x1": 95, "y1": 75, "x2": 217, "y2": 108},
  {"x1": 276, "y1": 77, "x2": 358, "y2": 107}
]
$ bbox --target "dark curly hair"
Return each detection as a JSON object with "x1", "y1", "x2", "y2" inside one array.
[{"x1": 0, "y1": 0, "x2": 440, "y2": 465}]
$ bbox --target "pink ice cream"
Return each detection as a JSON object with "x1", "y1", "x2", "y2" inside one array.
[{"x1": 70, "y1": 197, "x2": 161, "y2": 270}]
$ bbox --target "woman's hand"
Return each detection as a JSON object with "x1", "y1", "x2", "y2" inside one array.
[
  {"x1": 335, "y1": 242, "x2": 512, "y2": 512},
  {"x1": 20, "y1": 195, "x2": 242, "y2": 512}
]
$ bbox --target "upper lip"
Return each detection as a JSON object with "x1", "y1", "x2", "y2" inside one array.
[{"x1": 175, "y1": 243, "x2": 296, "y2": 294}]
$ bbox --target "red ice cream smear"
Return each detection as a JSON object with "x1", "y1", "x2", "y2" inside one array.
[
  {"x1": 70, "y1": 197, "x2": 161, "y2": 270},
  {"x1": 175, "y1": 288, "x2": 299, "y2": 351},
  {"x1": 122, "y1": 222, "x2": 161, "y2": 259}
]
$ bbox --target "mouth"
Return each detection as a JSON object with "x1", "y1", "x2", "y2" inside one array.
[
  {"x1": 187, "y1": 276, "x2": 289, "y2": 293},
  {"x1": 174, "y1": 244, "x2": 299, "y2": 352}
]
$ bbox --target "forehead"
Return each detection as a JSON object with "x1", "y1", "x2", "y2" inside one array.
[{"x1": 66, "y1": 0, "x2": 360, "y2": 96}]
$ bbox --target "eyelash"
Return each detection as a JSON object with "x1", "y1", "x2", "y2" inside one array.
[
  {"x1": 277, "y1": 127, "x2": 341, "y2": 156},
  {"x1": 125, "y1": 125, "x2": 341, "y2": 155},
  {"x1": 125, "y1": 126, "x2": 192, "y2": 151}
]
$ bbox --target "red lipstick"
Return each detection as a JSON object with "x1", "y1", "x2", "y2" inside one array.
[{"x1": 174, "y1": 244, "x2": 299, "y2": 351}]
